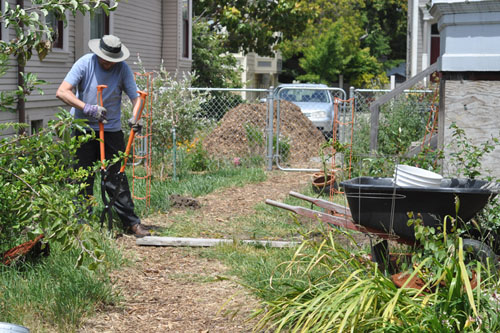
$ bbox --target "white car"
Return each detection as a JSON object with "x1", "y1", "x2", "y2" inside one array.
[{"x1": 274, "y1": 84, "x2": 334, "y2": 138}]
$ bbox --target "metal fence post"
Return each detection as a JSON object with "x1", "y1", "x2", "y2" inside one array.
[{"x1": 266, "y1": 86, "x2": 274, "y2": 171}]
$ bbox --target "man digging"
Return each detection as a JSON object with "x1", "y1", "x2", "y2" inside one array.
[{"x1": 56, "y1": 34, "x2": 150, "y2": 237}]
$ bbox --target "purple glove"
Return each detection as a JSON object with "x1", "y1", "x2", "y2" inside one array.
[
  {"x1": 83, "y1": 104, "x2": 108, "y2": 123},
  {"x1": 128, "y1": 117, "x2": 143, "y2": 133}
]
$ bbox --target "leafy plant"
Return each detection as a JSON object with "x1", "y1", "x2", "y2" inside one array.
[
  {"x1": 0, "y1": 111, "x2": 105, "y2": 268},
  {"x1": 407, "y1": 214, "x2": 500, "y2": 332},
  {"x1": 447, "y1": 122, "x2": 499, "y2": 179},
  {"x1": 244, "y1": 123, "x2": 265, "y2": 155},
  {"x1": 126, "y1": 58, "x2": 210, "y2": 174},
  {"x1": 184, "y1": 138, "x2": 211, "y2": 172}
]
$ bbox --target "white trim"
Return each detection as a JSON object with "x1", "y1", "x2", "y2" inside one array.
[{"x1": 1, "y1": 1, "x2": 8, "y2": 41}]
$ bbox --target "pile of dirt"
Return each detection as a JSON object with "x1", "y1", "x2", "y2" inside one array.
[
  {"x1": 169, "y1": 194, "x2": 201, "y2": 209},
  {"x1": 203, "y1": 101, "x2": 326, "y2": 163}
]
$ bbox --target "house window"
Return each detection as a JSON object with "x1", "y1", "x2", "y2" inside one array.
[
  {"x1": 182, "y1": 0, "x2": 190, "y2": 58},
  {"x1": 90, "y1": 7, "x2": 110, "y2": 39},
  {"x1": 46, "y1": 12, "x2": 64, "y2": 49},
  {"x1": 430, "y1": 24, "x2": 440, "y2": 65}
]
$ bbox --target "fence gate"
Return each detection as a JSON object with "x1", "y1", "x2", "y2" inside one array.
[{"x1": 271, "y1": 86, "x2": 347, "y2": 172}]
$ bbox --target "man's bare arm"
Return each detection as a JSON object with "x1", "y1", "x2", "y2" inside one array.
[{"x1": 56, "y1": 81, "x2": 85, "y2": 110}]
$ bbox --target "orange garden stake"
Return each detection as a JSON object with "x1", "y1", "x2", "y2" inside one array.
[
  {"x1": 330, "y1": 97, "x2": 356, "y2": 200},
  {"x1": 132, "y1": 72, "x2": 154, "y2": 208}
]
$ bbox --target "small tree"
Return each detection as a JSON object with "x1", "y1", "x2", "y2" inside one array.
[
  {"x1": 127, "y1": 59, "x2": 209, "y2": 177},
  {"x1": 297, "y1": 18, "x2": 388, "y2": 87},
  {"x1": 191, "y1": 17, "x2": 242, "y2": 89},
  {"x1": 0, "y1": 0, "x2": 119, "y2": 268}
]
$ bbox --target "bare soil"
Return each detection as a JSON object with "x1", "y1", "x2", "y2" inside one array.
[{"x1": 78, "y1": 171, "x2": 312, "y2": 333}]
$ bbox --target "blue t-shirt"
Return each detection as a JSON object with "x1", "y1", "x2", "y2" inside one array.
[{"x1": 63, "y1": 53, "x2": 138, "y2": 131}]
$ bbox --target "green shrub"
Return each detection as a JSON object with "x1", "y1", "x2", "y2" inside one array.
[
  {"x1": 124, "y1": 58, "x2": 210, "y2": 170},
  {"x1": 184, "y1": 138, "x2": 211, "y2": 172},
  {"x1": 0, "y1": 112, "x2": 104, "y2": 268},
  {"x1": 350, "y1": 92, "x2": 432, "y2": 176}
]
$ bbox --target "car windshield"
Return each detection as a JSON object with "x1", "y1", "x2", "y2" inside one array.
[{"x1": 279, "y1": 89, "x2": 329, "y2": 103}]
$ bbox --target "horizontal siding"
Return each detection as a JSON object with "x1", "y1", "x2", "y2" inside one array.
[
  {"x1": 162, "y1": 0, "x2": 179, "y2": 73},
  {"x1": 114, "y1": 0, "x2": 163, "y2": 73},
  {"x1": 23, "y1": 14, "x2": 76, "y2": 126}
]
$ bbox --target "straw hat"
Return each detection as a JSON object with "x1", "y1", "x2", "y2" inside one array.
[{"x1": 88, "y1": 35, "x2": 130, "y2": 62}]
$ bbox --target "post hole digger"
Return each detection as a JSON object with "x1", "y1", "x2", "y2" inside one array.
[{"x1": 97, "y1": 84, "x2": 148, "y2": 232}]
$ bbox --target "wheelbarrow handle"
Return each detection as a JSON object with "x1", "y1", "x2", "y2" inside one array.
[
  {"x1": 288, "y1": 191, "x2": 352, "y2": 217},
  {"x1": 97, "y1": 84, "x2": 108, "y2": 170},
  {"x1": 265, "y1": 199, "x2": 415, "y2": 246},
  {"x1": 265, "y1": 199, "x2": 356, "y2": 231},
  {"x1": 120, "y1": 90, "x2": 148, "y2": 173}
]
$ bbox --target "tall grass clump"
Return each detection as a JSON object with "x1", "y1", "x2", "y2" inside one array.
[
  {"x1": 250, "y1": 218, "x2": 500, "y2": 332},
  {"x1": 0, "y1": 231, "x2": 124, "y2": 332},
  {"x1": 251, "y1": 228, "x2": 426, "y2": 332}
]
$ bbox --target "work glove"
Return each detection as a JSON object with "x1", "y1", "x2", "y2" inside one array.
[
  {"x1": 128, "y1": 117, "x2": 143, "y2": 134},
  {"x1": 83, "y1": 104, "x2": 108, "y2": 123}
]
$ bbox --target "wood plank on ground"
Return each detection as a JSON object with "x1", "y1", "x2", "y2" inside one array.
[{"x1": 136, "y1": 236, "x2": 300, "y2": 248}]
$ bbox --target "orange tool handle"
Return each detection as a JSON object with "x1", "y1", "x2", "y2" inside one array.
[
  {"x1": 97, "y1": 84, "x2": 108, "y2": 169},
  {"x1": 120, "y1": 90, "x2": 148, "y2": 173}
]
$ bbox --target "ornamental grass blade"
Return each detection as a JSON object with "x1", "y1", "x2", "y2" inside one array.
[
  {"x1": 458, "y1": 237, "x2": 478, "y2": 317},
  {"x1": 382, "y1": 257, "x2": 430, "y2": 322}
]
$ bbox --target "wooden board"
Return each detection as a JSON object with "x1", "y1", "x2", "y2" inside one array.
[{"x1": 136, "y1": 236, "x2": 300, "y2": 248}]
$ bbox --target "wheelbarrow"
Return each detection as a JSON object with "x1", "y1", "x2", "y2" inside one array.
[{"x1": 266, "y1": 176, "x2": 500, "y2": 270}]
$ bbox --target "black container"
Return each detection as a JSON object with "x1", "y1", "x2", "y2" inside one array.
[{"x1": 340, "y1": 177, "x2": 497, "y2": 242}]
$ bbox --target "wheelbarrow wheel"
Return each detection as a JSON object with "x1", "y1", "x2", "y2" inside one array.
[{"x1": 462, "y1": 238, "x2": 498, "y2": 273}]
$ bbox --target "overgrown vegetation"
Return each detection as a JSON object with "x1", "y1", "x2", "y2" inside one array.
[
  {"x1": 0, "y1": 113, "x2": 107, "y2": 266},
  {"x1": 0, "y1": 0, "x2": 120, "y2": 267},
  {"x1": 348, "y1": 90, "x2": 437, "y2": 177},
  {"x1": 0, "y1": 232, "x2": 124, "y2": 332}
]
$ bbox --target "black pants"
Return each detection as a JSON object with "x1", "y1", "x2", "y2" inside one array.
[{"x1": 75, "y1": 130, "x2": 140, "y2": 228}]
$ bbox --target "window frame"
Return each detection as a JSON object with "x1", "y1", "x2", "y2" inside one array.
[
  {"x1": 90, "y1": 4, "x2": 111, "y2": 39},
  {"x1": 45, "y1": 11, "x2": 65, "y2": 49},
  {"x1": 181, "y1": 0, "x2": 191, "y2": 59}
]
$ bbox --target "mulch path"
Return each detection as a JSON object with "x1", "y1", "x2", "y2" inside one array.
[{"x1": 78, "y1": 171, "x2": 312, "y2": 332}]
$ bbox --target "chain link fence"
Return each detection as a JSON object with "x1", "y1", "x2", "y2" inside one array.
[
  {"x1": 189, "y1": 88, "x2": 271, "y2": 167},
  {"x1": 148, "y1": 84, "x2": 437, "y2": 177}
]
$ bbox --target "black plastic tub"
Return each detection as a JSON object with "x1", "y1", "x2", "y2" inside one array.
[{"x1": 340, "y1": 177, "x2": 497, "y2": 242}]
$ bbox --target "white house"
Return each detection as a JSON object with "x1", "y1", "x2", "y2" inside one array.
[
  {"x1": 407, "y1": 0, "x2": 440, "y2": 78},
  {"x1": 233, "y1": 51, "x2": 282, "y2": 100}
]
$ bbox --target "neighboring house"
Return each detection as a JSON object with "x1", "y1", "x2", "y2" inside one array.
[
  {"x1": 233, "y1": 51, "x2": 282, "y2": 101},
  {"x1": 407, "y1": 0, "x2": 440, "y2": 78},
  {"x1": 0, "y1": 0, "x2": 192, "y2": 136}
]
